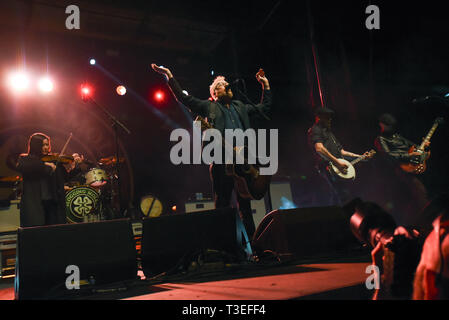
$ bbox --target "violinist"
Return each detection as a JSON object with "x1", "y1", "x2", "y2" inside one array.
[{"x1": 16, "y1": 133, "x2": 69, "y2": 227}]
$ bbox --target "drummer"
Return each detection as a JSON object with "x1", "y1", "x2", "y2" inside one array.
[{"x1": 63, "y1": 153, "x2": 93, "y2": 191}]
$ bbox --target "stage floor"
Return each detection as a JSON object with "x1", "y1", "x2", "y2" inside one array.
[{"x1": 0, "y1": 251, "x2": 373, "y2": 300}]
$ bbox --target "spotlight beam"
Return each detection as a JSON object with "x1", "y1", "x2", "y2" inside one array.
[
  {"x1": 90, "y1": 62, "x2": 183, "y2": 129},
  {"x1": 82, "y1": 95, "x2": 131, "y2": 135}
]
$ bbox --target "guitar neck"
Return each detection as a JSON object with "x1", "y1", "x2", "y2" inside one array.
[
  {"x1": 350, "y1": 157, "x2": 364, "y2": 166},
  {"x1": 418, "y1": 122, "x2": 439, "y2": 151},
  {"x1": 349, "y1": 150, "x2": 375, "y2": 166}
]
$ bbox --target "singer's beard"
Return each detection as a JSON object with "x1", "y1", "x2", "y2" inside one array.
[{"x1": 218, "y1": 94, "x2": 232, "y2": 105}]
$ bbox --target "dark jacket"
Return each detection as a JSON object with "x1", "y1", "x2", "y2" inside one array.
[
  {"x1": 16, "y1": 155, "x2": 67, "y2": 227},
  {"x1": 374, "y1": 133, "x2": 417, "y2": 164},
  {"x1": 168, "y1": 77, "x2": 273, "y2": 133}
]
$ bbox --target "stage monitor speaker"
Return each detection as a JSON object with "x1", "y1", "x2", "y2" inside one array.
[
  {"x1": 15, "y1": 219, "x2": 138, "y2": 300},
  {"x1": 252, "y1": 206, "x2": 356, "y2": 258},
  {"x1": 141, "y1": 207, "x2": 252, "y2": 276}
]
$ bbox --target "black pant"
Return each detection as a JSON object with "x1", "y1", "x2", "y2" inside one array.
[
  {"x1": 210, "y1": 164, "x2": 255, "y2": 239},
  {"x1": 317, "y1": 165, "x2": 352, "y2": 206},
  {"x1": 42, "y1": 200, "x2": 65, "y2": 225}
]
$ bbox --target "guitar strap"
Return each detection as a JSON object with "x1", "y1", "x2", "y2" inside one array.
[{"x1": 209, "y1": 102, "x2": 217, "y2": 127}]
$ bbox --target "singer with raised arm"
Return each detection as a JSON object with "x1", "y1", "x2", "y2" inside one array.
[{"x1": 151, "y1": 64, "x2": 273, "y2": 239}]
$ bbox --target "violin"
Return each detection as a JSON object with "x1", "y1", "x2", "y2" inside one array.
[
  {"x1": 41, "y1": 133, "x2": 74, "y2": 164},
  {"x1": 41, "y1": 153, "x2": 74, "y2": 164}
]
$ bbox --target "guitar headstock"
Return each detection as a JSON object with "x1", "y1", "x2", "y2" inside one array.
[
  {"x1": 364, "y1": 149, "x2": 376, "y2": 159},
  {"x1": 435, "y1": 117, "x2": 445, "y2": 125},
  {"x1": 195, "y1": 116, "x2": 213, "y2": 131}
]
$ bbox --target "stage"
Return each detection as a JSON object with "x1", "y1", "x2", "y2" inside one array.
[{"x1": 0, "y1": 249, "x2": 372, "y2": 300}]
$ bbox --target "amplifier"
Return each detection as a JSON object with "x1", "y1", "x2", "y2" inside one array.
[
  {"x1": 185, "y1": 200, "x2": 215, "y2": 213},
  {"x1": 0, "y1": 233, "x2": 17, "y2": 279},
  {"x1": 0, "y1": 200, "x2": 20, "y2": 233}
]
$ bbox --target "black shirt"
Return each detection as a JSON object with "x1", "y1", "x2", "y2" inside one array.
[
  {"x1": 308, "y1": 123, "x2": 343, "y2": 167},
  {"x1": 220, "y1": 103, "x2": 244, "y2": 131}
]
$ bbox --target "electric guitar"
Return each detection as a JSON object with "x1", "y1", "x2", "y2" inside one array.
[
  {"x1": 328, "y1": 150, "x2": 376, "y2": 180},
  {"x1": 400, "y1": 117, "x2": 444, "y2": 174},
  {"x1": 196, "y1": 116, "x2": 271, "y2": 200}
]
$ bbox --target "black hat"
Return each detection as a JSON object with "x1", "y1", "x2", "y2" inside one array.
[
  {"x1": 315, "y1": 107, "x2": 335, "y2": 116},
  {"x1": 379, "y1": 113, "x2": 397, "y2": 127}
]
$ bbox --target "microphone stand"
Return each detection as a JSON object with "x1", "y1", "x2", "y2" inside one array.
[
  {"x1": 83, "y1": 96, "x2": 131, "y2": 219},
  {"x1": 232, "y1": 79, "x2": 271, "y2": 121},
  {"x1": 231, "y1": 79, "x2": 273, "y2": 212}
]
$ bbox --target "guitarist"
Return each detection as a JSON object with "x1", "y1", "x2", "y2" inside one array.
[
  {"x1": 374, "y1": 113, "x2": 429, "y2": 225},
  {"x1": 308, "y1": 107, "x2": 370, "y2": 205},
  {"x1": 152, "y1": 64, "x2": 272, "y2": 239},
  {"x1": 375, "y1": 113, "x2": 430, "y2": 165}
]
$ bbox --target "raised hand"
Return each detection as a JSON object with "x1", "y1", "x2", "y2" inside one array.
[
  {"x1": 151, "y1": 64, "x2": 173, "y2": 79},
  {"x1": 255, "y1": 69, "x2": 270, "y2": 89}
]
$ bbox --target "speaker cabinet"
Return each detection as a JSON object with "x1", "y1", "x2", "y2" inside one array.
[
  {"x1": 252, "y1": 206, "x2": 356, "y2": 258},
  {"x1": 141, "y1": 207, "x2": 252, "y2": 276},
  {"x1": 0, "y1": 200, "x2": 20, "y2": 233},
  {"x1": 15, "y1": 219, "x2": 137, "y2": 300}
]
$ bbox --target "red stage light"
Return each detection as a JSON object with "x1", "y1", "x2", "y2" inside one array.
[
  {"x1": 154, "y1": 90, "x2": 164, "y2": 102},
  {"x1": 80, "y1": 84, "x2": 93, "y2": 101}
]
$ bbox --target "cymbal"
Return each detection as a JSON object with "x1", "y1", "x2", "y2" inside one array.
[
  {"x1": 99, "y1": 156, "x2": 125, "y2": 165},
  {"x1": 0, "y1": 176, "x2": 22, "y2": 182}
]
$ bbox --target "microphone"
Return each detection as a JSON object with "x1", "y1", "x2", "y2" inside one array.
[{"x1": 225, "y1": 79, "x2": 240, "y2": 91}]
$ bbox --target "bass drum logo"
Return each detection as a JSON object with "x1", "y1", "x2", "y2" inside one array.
[{"x1": 65, "y1": 186, "x2": 99, "y2": 223}]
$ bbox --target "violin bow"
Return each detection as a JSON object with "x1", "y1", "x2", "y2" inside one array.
[{"x1": 59, "y1": 133, "x2": 73, "y2": 156}]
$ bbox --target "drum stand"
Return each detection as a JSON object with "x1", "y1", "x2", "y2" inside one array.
[
  {"x1": 98, "y1": 184, "x2": 114, "y2": 221},
  {"x1": 82, "y1": 96, "x2": 131, "y2": 218}
]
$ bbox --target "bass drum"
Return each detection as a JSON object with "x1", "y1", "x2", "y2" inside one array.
[{"x1": 65, "y1": 186, "x2": 99, "y2": 223}]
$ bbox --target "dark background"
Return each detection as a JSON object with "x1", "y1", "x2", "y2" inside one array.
[{"x1": 0, "y1": 0, "x2": 448, "y2": 217}]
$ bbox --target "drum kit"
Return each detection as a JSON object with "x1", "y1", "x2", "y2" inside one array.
[
  {"x1": 64, "y1": 155, "x2": 125, "y2": 224},
  {"x1": 1, "y1": 155, "x2": 124, "y2": 224}
]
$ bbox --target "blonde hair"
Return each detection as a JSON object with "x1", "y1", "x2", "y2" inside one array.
[{"x1": 209, "y1": 76, "x2": 229, "y2": 101}]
